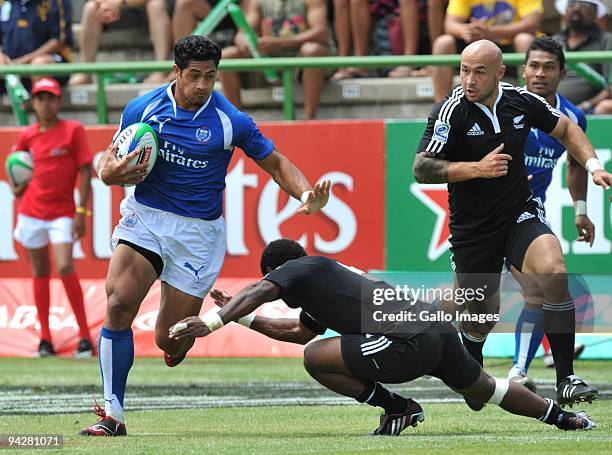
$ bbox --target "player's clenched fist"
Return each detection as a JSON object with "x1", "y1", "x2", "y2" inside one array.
[
  {"x1": 97, "y1": 143, "x2": 148, "y2": 186},
  {"x1": 477, "y1": 143, "x2": 512, "y2": 178}
]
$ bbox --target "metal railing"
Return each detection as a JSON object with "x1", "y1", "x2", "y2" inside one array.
[{"x1": 1, "y1": 51, "x2": 611, "y2": 123}]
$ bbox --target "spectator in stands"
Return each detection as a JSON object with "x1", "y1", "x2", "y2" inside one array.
[
  {"x1": 556, "y1": 0, "x2": 610, "y2": 30},
  {"x1": 330, "y1": 0, "x2": 370, "y2": 80},
  {"x1": 69, "y1": 0, "x2": 172, "y2": 85},
  {"x1": 431, "y1": 0, "x2": 542, "y2": 100},
  {"x1": 220, "y1": 0, "x2": 329, "y2": 119},
  {"x1": 428, "y1": 0, "x2": 448, "y2": 46},
  {"x1": 9, "y1": 78, "x2": 94, "y2": 359},
  {"x1": 332, "y1": 0, "x2": 436, "y2": 79},
  {"x1": 598, "y1": 0, "x2": 611, "y2": 28},
  {"x1": 173, "y1": 0, "x2": 243, "y2": 50},
  {"x1": 387, "y1": 0, "x2": 430, "y2": 77},
  {"x1": 0, "y1": 0, "x2": 73, "y2": 85},
  {"x1": 554, "y1": 0, "x2": 612, "y2": 114}
]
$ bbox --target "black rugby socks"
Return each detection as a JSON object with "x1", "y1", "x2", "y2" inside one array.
[
  {"x1": 543, "y1": 300, "x2": 576, "y2": 384},
  {"x1": 460, "y1": 328, "x2": 485, "y2": 366},
  {"x1": 356, "y1": 382, "x2": 408, "y2": 415}
]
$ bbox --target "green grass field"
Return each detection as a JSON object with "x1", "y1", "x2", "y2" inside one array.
[{"x1": 0, "y1": 357, "x2": 611, "y2": 454}]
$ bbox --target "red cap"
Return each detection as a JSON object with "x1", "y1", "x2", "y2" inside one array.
[{"x1": 31, "y1": 78, "x2": 61, "y2": 97}]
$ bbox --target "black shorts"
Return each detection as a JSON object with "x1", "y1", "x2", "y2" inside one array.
[
  {"x1": 341, "y1": 322, "x2": 481, "y2": 390},
  {"x1": 451, "y1": 203, "x2": 554, "y2": 293}
]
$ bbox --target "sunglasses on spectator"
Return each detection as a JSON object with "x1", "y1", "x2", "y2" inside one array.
[{"x1": 568, "y1": 0, "x2": 597, "y2": 9}]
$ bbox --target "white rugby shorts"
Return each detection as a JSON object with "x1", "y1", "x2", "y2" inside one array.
[
  {"x1": 14, "y1": 214, "x2": 74, "y2": 249},
  {"x1": 111, "y1": 195, "x2": 226, "y2": 298}
]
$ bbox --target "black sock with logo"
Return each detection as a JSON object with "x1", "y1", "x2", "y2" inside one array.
[{"x1": 461, "y1": 329, "x2": 485, "y2": 366}]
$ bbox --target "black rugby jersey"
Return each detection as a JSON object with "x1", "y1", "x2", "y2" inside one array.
[
  {"x1": 417, "y1": 82, "x2": 560, "y2": 242},
  {"x1": 264, "y1": 256, "x2": 435, "y2": 338}
]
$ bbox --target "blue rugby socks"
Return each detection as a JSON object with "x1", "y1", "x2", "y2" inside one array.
[
  {"x1": 99, "y1": 327, "x2": 134, "y2": 423},
  {"x1": 509, "y1": 306, "x2": 544, "y2": 378}
]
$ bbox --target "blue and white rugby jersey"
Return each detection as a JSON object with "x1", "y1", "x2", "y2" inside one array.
[
  {"x1": 115, "y1": 83, "x2": 275, "y2": 219},
  {"x1": 524, "y1": 93, "x2": 586, "y2": 202}
]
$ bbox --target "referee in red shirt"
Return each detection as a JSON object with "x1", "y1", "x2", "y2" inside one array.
[{"x1": 10, "y1": 78, "x2": 94, "y2": 358}]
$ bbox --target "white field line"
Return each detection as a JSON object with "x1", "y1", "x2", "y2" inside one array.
[
  {"x1": 1, "y1": 381, "x2": 609, "y2": 415},
  {"x1": 0, "y1": 395, "x2": 465, "y2": 415}
]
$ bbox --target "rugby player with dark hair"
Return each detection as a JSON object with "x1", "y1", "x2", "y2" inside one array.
[
  {"x1": 79, "y1": 35, "x2": 330, "y2": 436},
  {"x1": 508, "y1": 36, "x2": 593, "y2": 390}
]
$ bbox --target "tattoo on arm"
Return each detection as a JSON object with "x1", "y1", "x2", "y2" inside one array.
[{"x1": 414, "y1": 152, "x2": 449, "y2": 183}]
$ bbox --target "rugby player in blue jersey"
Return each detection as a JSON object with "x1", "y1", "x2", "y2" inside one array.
[
  {"x1": 79, "y1": 35, "x2": 330, "y2": 436},
  {"x1": 507, "y1": 37, "x2": 595, "y2": 392}
]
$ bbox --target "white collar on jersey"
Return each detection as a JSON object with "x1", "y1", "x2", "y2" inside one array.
[
  {"x1": 474, "y1": 83, "x2": 504, "y2": 133},
  {"x1": 165, "y1": 81, "x2": 212, "y2": 121}
]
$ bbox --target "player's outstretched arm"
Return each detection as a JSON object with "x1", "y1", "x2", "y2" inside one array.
[
  {"x1": 169, "y1": 280, "x2": 282, "y2": 339},
  {"x1": 248, "y1": 317, "x2": 317, "y2": 344},
  {"x1": 210, "y1": 288, "x2": 317, "y2": 344},
  {"x1": 96, "y1": 143, "x2": 149, "y2": 186},
  {"x1": 551, "y1": 115, "x2": 612, "y2": 198},
  {"x1": 255, "y1": 150, "x2": 330, "y2": 214},
  {"x1": 414, "y1": 144, "x2": 511, "y2": 183},
  {"x1": 217, "y1": 280, "x2": 281, "y2": 323}
]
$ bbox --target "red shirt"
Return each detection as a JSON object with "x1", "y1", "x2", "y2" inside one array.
[{"x1": 15, "y1": 120, "x2": 92, "y2": 220}]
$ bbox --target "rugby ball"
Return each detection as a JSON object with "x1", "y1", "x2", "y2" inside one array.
[
  {"x1": 113, "y1": 122, "x2": 159, "y2": 186},
  {"x1": 5, "y1": 151, "x2": 33, "y2": 185}
]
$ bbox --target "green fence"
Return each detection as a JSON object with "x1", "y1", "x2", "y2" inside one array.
[{"x1": 1, "y1": 51, "x2": 611, "y2": 123}]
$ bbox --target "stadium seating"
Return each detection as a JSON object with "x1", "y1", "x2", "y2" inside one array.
[{"x1": 0, "y1": 0, "x2": 608, "y2": 124}]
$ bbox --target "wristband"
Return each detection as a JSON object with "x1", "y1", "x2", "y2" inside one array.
[
  {"x1": 76, "y1": 207, "x2": 92, "y2": 216},
  {"x1": 585, "y1": 157, "x2": 603, "y2": 175},
  {"x1": 300, "y1": 191, "x2": 313, "y2": 205},
  {"x1": 237, "y1": 313, "x2": 256, "y2": 328},
  {"x1": 574, "y1": 200, "x2": 587, "y2": 217},
  {"x1": 202, "y1": 309, "x2": 224, "y2": 332}
]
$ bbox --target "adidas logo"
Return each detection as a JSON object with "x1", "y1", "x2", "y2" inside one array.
[{"x1": 467, "y1": 123, "x2": 484, "y2": 136}]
